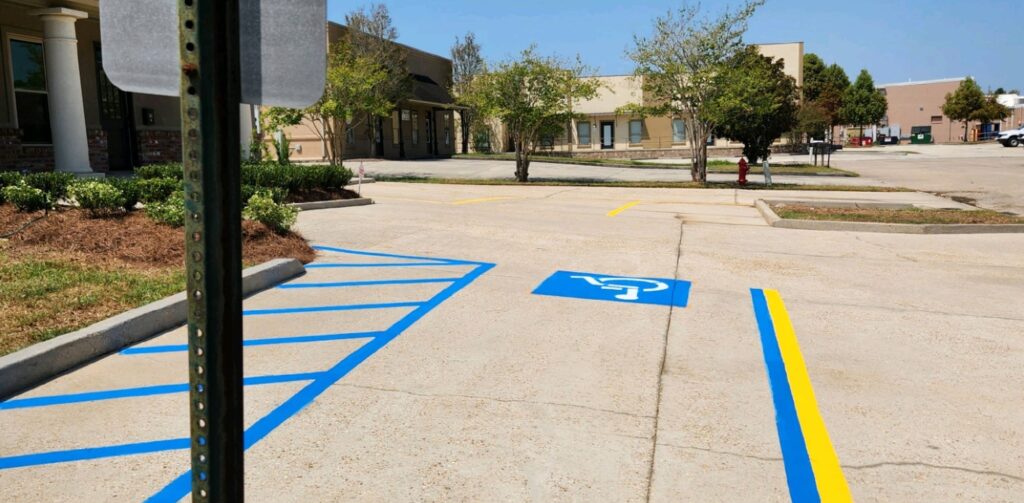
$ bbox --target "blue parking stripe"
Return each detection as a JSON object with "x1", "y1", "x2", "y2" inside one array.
[
  {"x1": 0, "y1": 439, "x2": 190, "y2": 470},
  {"x1": 311, "y1": 245, "x2": 474, "y2": 264},
  {"x1": 122, "y1": 331, "x2": 384, "y2": 355},
  {"x1": 278, "y1": 278, "x2": 461, "y2": 289},
  {"x1": 751, "y1": 288, "x2": 819, "y2": 502},
  {"x1": 0, "y1": 373, "x2": 324, "y2": 411},
  {"x1": 243, "y1": 301, "x2": 424, "y2": 316},
  {"x1": 306, "y1": 262, "x2": 464, "y2": 269}
]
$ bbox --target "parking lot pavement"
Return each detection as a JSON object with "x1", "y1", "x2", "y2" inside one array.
[{"x1": 3, "y1": 182, "x2": 1023, "y2": 501}]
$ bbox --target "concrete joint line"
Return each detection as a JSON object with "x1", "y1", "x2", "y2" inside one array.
[
  {"x1": 841, "y1": 461, "x2": 1024, "y2": 483},
  {"x1": 0, "y1": 259, "x2": 306, "y2": 400},
  {"x1": 643, "y1": 218, "x2": 685, "y2": 502}
]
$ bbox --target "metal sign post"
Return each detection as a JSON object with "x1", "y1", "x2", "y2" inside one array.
[{"x1": 180, "y1": 0, "x2": 244, "y2": 499}]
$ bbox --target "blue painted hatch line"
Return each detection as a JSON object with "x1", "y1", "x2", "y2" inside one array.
[
  {"x1": 0, "y1": 246, "x2": 495, "y2": 500},
  {"x1": 278, "y1": 277, "x2": 462, "y2": 289}
]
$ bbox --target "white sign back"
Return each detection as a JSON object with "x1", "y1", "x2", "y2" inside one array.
[{"x1": 100, "y1": 0, "x2": 325, "y2": 107}]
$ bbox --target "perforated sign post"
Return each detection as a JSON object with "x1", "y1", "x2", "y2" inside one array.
[{"x1": 99, "y1": 0, "x2": 325, "y2": 500}]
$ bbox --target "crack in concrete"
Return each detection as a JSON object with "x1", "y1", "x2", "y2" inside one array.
[
  {"x1": 333, "y1": 383, "x2": 655, "y2": 421},
  {"x1": 656, "y1": 442, "x2": 783, "y2": 464},
  {"x1": 843, "y1": 461, "x2": 1024, "y2": 483},
  {"x1": 643, "y1": 218, "x2": 686, "y2": 502}
]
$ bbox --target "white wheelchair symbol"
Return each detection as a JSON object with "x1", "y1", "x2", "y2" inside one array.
[{"x1": 570, "y1": 275, "x2": 669, "y2": 302}]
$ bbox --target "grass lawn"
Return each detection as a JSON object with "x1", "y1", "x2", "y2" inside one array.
[
  {"x1": 453, "y1": 153, "x2": 856, "y2": 176},
  {"x1": 771, "y1": 205, "x2": 1024, "y2": 225},
  {"x1": 375, "y1": 176, "x2": 908, "y2": 192},
  {"x1": 0, "y1": 251, "x2": 185, "y2": 356}
]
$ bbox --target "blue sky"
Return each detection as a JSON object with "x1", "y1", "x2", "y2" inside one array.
[{"x1": 328, "y1": 0, "x2": 1023, "y2": 91}]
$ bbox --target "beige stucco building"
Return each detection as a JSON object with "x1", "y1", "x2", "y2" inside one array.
[
  {"x1": 459, "y1": 42, "x2": 804, "y2": 159},
  {"x1": 277, "y1": 23, "x2": 457, "y2": 162}
]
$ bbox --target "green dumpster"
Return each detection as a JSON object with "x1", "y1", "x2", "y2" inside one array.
[{"x1": 910, "y1": 126, "x2": 933, "y2": 144}]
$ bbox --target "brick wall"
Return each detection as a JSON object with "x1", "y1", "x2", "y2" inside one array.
[
  {"x1": 0, "y1": 128, "x2": 54, "y2": 172},
  {"x1": 137, "y1": 130, "x2": 182, "y2": 165},
  {"x1": 87, "y1": 129, "x2": 109, "y2": 172}
]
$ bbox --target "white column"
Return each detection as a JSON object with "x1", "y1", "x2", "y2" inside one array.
[{"x1": 31, "y1": 8, "x2": 91, "y2": 173}]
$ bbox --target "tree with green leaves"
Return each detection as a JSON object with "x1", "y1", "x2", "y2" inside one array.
[
  {"x1": 802, "y1": 53, "x2": 826, "y2": 102},
  {"x1": 708, "y1": 46, "x2": 799, "y2": 165},
  {"x1": 626, "y1": 0, "x2": 764, "y2": 182},
  {"x1": 345, "y1": 3, "x2": 411, "y2": 156},
  {"x1": 972, "y1": 96, "x2": 1011, "y2": 130},
  {"x1": 467, "y1": 48, "x2": 601, "y2": 182},
  {"x1": 840, "y1": 69, "x2": 887, "y2": 138},
  {"x1": 942, "y1": 78, "x2": 986, "y2": 142},
  {"x1": 451, "y1": 32, "x2": 485, "y2": 155}
]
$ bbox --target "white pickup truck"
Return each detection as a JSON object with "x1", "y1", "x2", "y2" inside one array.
[{"x1": 998, "y1": 127, "x2": 1023, "y2": 147}]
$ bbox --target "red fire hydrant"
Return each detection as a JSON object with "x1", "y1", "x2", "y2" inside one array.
[{"x1": 737, "y1": 158, "x2": 749, "y2": 186}]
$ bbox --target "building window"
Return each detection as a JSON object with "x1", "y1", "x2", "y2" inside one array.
[
  {"x1": 9, "y1": 38, "x2": 51, "y2": 144},
  {"x1": 412, "y1": 112, "x2": 419, "y2": 144},
  {"x1": 930, "y1": 115, "x2": 943, "y2": 123},
  {"x1": 672, "y1": 119, "x2": 686, "y2": 143},
  {"x1": 391, "y1": 111, "x2": 400, "y2": 144},
  {"x1": 577, "y1": 122, "x2": 591, "y2": 145},
  {"x1": 629, "y1": 120, "x2": 643, "y2": 144},
  {"x1": 346, "y1": 125, "x2": 354, "y2": 143},
  {"x1": 541, "y1": 135, "x2": 554, "y2": 148}
]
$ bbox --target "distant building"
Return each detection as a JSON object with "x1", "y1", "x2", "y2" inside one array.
[
  {"x1": 996, "y1": 94, "x2": 1024, "y2": 131},
  {"x1": 277, "y1": 23, "x2": 458, "y2": 162},
  {"x1": 872, "y1": 77, "x2": 1017, "y2": 143},
  {"x1": 458, "y1": 42, "x2": 804, "y2": 159}
]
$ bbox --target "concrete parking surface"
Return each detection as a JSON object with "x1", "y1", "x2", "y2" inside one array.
[{"x1": 2, "y1": 182, "x2": 1023, "y2": 501}]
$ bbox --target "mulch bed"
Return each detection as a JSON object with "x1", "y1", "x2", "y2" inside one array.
[{"x1": 0, "y1": 205, "x2": 316, "y2": 269}]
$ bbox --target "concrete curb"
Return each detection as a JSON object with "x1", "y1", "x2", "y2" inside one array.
[
  {"x1": 290, "y1": 197, "x2": 374, "y2": 211},
  {"x1": 0, "y1": 259, "x2": 305, "y2": 400},
  {"x1": 755, "y1": 199, "x2": 1024, "y2": 234}
]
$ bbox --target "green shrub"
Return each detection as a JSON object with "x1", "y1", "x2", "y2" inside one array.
[
  {"x1": 136, "y1": 164, "x2": 184, "y2": 180},
  {"x1": 241, "y1": 162, "x2": 297, "y2": 192},
  {"x1": 146, "y1": 191, "x2": 186, "y2": 227},
  {"x1": 106, "y1": 177, "x2": 142, "y2": 211},
  {"x1": 243, "y1": 190, "x2": 297, "y2": 233},
  {"x1": 0, "y1": 171, "x2": 23, "y2": 204},
  {"x1": 241, "y1": 184, "x2": 287, "y2": 205},
  {"x1": 2, "y1": 181, "x2": 52, "y2": 212},
  {"x1": 295, "y1": 164, "x2": 352, "y2": 191},
  {"x1": 137, "y1": 177, "x2": 181, "y2": 203},
  {"x1": 25, "y1": 172, "x2": 76, "y2": 200},
  {"x1": 69, "y1": 181, "x2": 125, "y2": 216}
]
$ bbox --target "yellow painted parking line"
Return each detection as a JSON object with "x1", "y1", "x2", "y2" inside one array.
[
  {"x1": 764, "y1": 289, "x2": 853, "y2": 502},
  {"x1": 450, "y1": 196, "x2": 516, "y2": 206},
  {"x1": 607, "y1": 200, "x2": 642, "y2": 217}
]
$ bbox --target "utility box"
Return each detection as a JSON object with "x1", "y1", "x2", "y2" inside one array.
[{"x1": 910, "y1": 126, "x2": 933, "y2": 144}]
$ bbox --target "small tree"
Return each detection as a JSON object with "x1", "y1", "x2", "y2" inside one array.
[
  {"x1": 840, "y1": 69, "x2": 887, "y2": 138},
  {"x1": 345, "y1": 3, "x2": 411, "y2": 156},
  {"x1": 942, "y1": 78, "x2": 986, "y2": 142},
  {"x1": 468, "y1": 48, "x2": 601, "y2": 182},
  {"x1": 451, "y1": 32, "x2": 486, "y2": 154},
  {"x1": 708, "y1": 46, "x2": 798, "y2": 165},
  {"x1": 626, "y1": 1, "x2": 764, "y2": 183},
  {"x1": 972, "y1": 96, "x2": 1011, "y2": 138}
]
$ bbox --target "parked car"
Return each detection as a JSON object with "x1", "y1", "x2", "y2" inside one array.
[{"x1": 998, "y1": 127, "x2": 1023, "y2": 147}]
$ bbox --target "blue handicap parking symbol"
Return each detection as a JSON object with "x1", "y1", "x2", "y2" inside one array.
[{"x1": 532, "y1": 270, "x2": 691, "y2": 307}]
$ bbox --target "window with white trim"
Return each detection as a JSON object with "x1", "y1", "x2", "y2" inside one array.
[
  {"x1": 577, "y1": 122, "x2": 591, "y2": 145},
  {"x1": 672, "y1": 119, "x2": 686, "y2": 143},
  {"x1": 9, "y1": 38, "x2": 51, "y2": 144},
  {"x1": 629, "y1": 120, "x2": 643, "y2": 144}
]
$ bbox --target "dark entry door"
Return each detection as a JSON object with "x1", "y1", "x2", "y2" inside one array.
[
  {"x1": 94, "y1": 43, "x2": 136, "y2": 170},
  {"x1": 425, "y1": 111, "x2": 436, "y2": 156},
  {"x1": 600, "y1": 121, "x2": 615, "y2": 149}
]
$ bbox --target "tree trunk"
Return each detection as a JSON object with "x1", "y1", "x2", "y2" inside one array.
[
  {"x1": 461, "y1": 109, "x2": 470, "y2": 154},
  {"x1": 514, "y1": 139, "x2": 529, "y2": 182},
  {"x1": 698, "y1": 141, "x2": 708, "y2": 184},
  {"x1": 963, "y1": 121, "x2": 969, "y2": 143}
]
